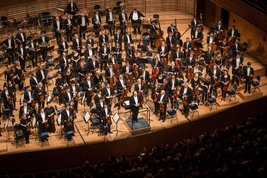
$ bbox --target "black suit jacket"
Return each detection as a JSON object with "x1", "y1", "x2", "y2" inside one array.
[
  {"x1": 66, "y1": 2, "x2": 79, "y2": 14},
  {"x1": 72, "y1": 38, "x2": 82, "y2": 50}
]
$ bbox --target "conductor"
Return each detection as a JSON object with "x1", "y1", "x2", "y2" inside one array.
[{"x1": 130, "y1": 91, "x2": 141, "y2": 122}]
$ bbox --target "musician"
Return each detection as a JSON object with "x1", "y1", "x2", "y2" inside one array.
[
  {"x1": 95, "y1": 96, "x2": 104, "y2": 112},
  {"x1": 72, "y1": 33, "x2": 82, "y2": 55},
  {"x1": 232, "y1": 38, "x2": 241, "y2": 57},
  {"x1": 106, "y1": 8, "x2": 115, "y2": 35},
  {"x1": 78, "y1": 13, "x2": 89, "y2": 39},
  {"x1": 204, "y1": 46, "x2": 214, "y2": 66},
  {"x1": 99, "y1": 103, "x2": 112, "y2": 134},
  {"x1": 166, "y1": 33, "x2": 176, "y2": 50},
  {"x1": 123, "y1": 31, "x2": 133, "y2": 50},
  {"x1": 156, "y1": 90, "x2": 168, "y2": 122},
  {"x1": 94, "y1": 71, "x2": 103, "y2": 88},
  {"x1": 53, "y1": 16, "x2": 63, "y2": 42},
  {"x1": 37, "y1": 107, "x2": 49, "y2": 133},
  {"x1": 100, "y1": 43, "x2": 110, "y2": 71},
  {"x1": 84, "y1": 75, "x2": 94, "y2": 107},
  {"x1": 130, "y1": 91, "x2": 141, "y2": 122},
  {"x1": 16, "y1": 43, "x2": 27, "y2": 72},
  {"x1": 13, "y1": 62, "x2": 24, "y2": 91},
  {"x1": 66, "y1": 0, "x2": 79, "y2": 15},
  {"x1": 71, "y1": 50, "x2": 80, "y2": 71},
  {"x1": 112, "y1": 43, "x2": 122, "y2": 63},
  {"x1": 227, "y1": 25, "x2": 240, "y2": 40},
  {"x1": 167, "y1": 23, "x2": 177, "y2": 35},
  {"x1": 15, "y1": 28, "x2": 27, "y2": 46},
  {"x1": 186, "y1": 52, "x2": 196, "y2": 68},
  {"x1": 179, "y1": 82, "x2": 193, "y2": 117},
  {"x1": 3, "y1": 33, "x2": 15, "y2": 64},
  {"x1": 216, "y1": 20, "x2": 224, "y2": 40},
  {"x1": 4, "y1": 65, "x2": 14, "y2": 83},
  {"x1": 34, "y1": 82, "x2": 46, "y2": 109},
  {"x1": 64, "y1": 13, "x2": 73, "y2": 42},
  {"x1": 232, "y1": 53, "x2": 244, "y2": 85},
  {"x1": 200, "y1": 75, "x2": 211, "y2": 104},
  {"x1": 243, "y1": 62, "x2": 254, "y2": 94},
  {"x1": 63, "y1": 87, "x2": 73, "y2": 105},
  {"x1": 29, "y1": 73, "x2": 39, "y2": 91},
  {"x1": 168, "y1": 61, "x2": 179, "y2": 74},
  {"x1": 70, "y1": 81, "x2": 79, "y2": 112},
  {"x1": 65, "y1": 68, "x2": 73, "y2": 84},
  {"x1": 19, "y1": 100, "x2": 32, "y2": 120},
  {"x1": 129, "y1": 9, "x2": 145, "y2": 34},
  {"x1": 20, "y1": 114, "x2": 30, "y2": 144},
  {"x1": 92, "y1": 10, "x2": 102, "y2": 36},
  {"x1": 119, "y1": 9, "x2": 128, "y2": 34},
  {"x1": 152, "y1": 53, "x2": 163, "y2": 69},
  {"x1": 85, "y1": 44, "x2": 96, "y2": 63},
  {"x1": 140, "y1": 67, "x2": 150, "y2": 84},
  {"x1": 167, "y1": 74, "x2": 179, "y2": 108},
  {"x1": 191, "y1": 73, "x2": 201, "y2": 97},
  {"x1": 1, "y1": 86, "x2": 15, "y2": 116},
  {"x1": 99, "y1": 31, "x2": 109, "y2": 47},
  {"x1": 87, "y1": 56, "x2": 99, "y2": 74},
  {"x1": 183, "y1": 37, "x2": 192, "y2": 57},
  {"x1": 61, "y1": 103, "x2": 75, "y2": 135},
  {"x1": 44, "y1": 102, "x2": 56, "y2": 133},
  {"x1": 26, "y1": 38, "x2": 38, "y2": 67},
  {"x1": 206, "y1": 32, "x2": 217, "y2": 48},
  {"x1": 208, "y1": 64, "x2": 221, "y2": 95},
  {"x1": 86, "y1": 33, "x2": 95, "y2": 47},
  {"x1": 192, "y1": 26, "x2": 203, "y2": 44},
  {"x1": 59, "y1": 52, "x2": 69, "y2": 73},
  {"x1": 50, "y1": 73, "x2": 65, "y2": 104},
  {"x1": 114, "y1": 30, "x2": 123, "y2": 47},
  {"x1": 102, "y1": 83, "x2": 114, "y2": 106},
  {"x1": 173, "y1": 47, "x2": 184, "y2": 72},
  {"x1": 157, "y1": 42, "x2": 169, "y2": 66},
  {"x1": 38, "y1": 31, "x2": 49, "y2": 62},
  {"x1": 36, "y1": 65, "x2": 48, "y2": 85},
  {"x1": 150, "y1": 20, "x2": 159, "y2": 48},
  {"x1": 58, "y1": 37, "x2": 69, "y2": 55},
  {"x1": 190, "y1": 16, "x2": 199, "y2": 34},
  {"x1": 217, "y1": 69, "x2": 228, "y2": 99}
]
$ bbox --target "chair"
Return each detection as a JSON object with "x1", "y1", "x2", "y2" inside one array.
[
  {"x1": 65, "y1": 130, "x2": 75, "y2": 146},
  {"x1": 226, "y1": 83, "x2": 238, "y2": 102},
  {"x1": 207, "y1": 96, "x2": 217, "y2": 111},
  {"x1": 3, "y1": 108, "x2": 11, "y2": 119},
  {"x1": 14, "y1": 124, "x2": 25, "y2": 148},
  {"x1": 188, "y1": 98, "x2": 200, "y2": 118},
  {"x1": 167, "y1": 101, "x2": 179, "y2": 124},
  {"x1": 89, "y1": 109, "x2": 100, "y2": 135},
  {"x1": 39, "y1": 132, "x2": 49, "y2": 148},
  {"x1": 251, "y1": 76, "x2": 261, "y2": 94},
  {"x1": 197, "y1": 66, "x2": 203, "y2": 77}
]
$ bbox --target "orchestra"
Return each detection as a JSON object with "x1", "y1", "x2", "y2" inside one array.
[{"x1": 0, "y1": 1, "x2": 257, "y2": 144}]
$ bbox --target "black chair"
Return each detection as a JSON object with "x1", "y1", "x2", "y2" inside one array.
[{"x1": 14, "y1": 124, "x2": 25, "y2": 148}]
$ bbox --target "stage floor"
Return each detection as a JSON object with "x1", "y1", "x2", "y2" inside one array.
[{"x1": 0, "y1": 11, "x2": 267, "y2": 156}]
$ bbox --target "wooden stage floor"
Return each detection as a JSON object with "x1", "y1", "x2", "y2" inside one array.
[{"x1": 0, "y1": 11, "x2": 267, "y2": 156}]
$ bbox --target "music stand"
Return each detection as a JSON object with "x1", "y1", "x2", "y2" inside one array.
[
  {"x1": 3, "y1": 109, "x2": 11, "y2": 142},
  {"x1": 83, "y1": 111, "x2": 91, "y2": 136},
  {"x1": 57, "y1": 113, "x2": 63, "y2": 139},
  {"x1": 112, "y1": 112, "x2": 122, "y2": 136}
]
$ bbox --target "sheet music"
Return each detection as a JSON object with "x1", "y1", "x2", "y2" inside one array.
[
  {"x1": 81, "y1": 93, "x2": 85, "y2": 104},
  {"x1": 112, "y1": 113, "x2": 120, "y2": 123},
  {"x1": 57, "y1": 114, "x2": 62, "y2": 126},
  {"x1": 47, "y1": 94, "x2": 52, "y2": 103},
  {"x1": 124, "y1": 100, "x2": 130, "y2": 106},
  {"x1": 84, "y1": 112, "x2": 90, "y2": 123}
]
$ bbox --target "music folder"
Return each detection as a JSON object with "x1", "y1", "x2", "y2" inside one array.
[{"x1": 83, "y1": 112, "x2": 90, "y2": 123}]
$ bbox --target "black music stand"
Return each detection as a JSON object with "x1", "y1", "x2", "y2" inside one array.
[{"x1": 112, "y1": 112, "x2": 122, "y2": 137}]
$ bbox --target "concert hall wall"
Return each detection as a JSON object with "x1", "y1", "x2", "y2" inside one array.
[{"x1": 0, "y1": 0, "x2": 194, "y2": 20}]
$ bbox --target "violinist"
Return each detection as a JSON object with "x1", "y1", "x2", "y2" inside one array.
[
  {"x1": 19, "y1": 100, "x2": 34, "y2": 120},
  {"x1": 93, "y1": 70, "x2": 103, "y2": 88},
  {"x1": 105, "y1": 63, "x2": 116, "y2": 86},
  {"x1": 65, "y1": 68, "x2": 73, "y2": 84},
  {"x1": 64, "y1": 13, "x2": 73, "y2": 42},
  {"x1": 99, "y1": 103, "x2": 112, "y2": 134},
  {"x1": 221, "y1": 70, "x2": 230, "y2": 100},
  {"x1": 61, "y1": 103, "x2": 76, "y2": 136},
  {"x1": 191, "y1": 73, "x2": 201, "y2": 95},
  {"x1": 2, "y1": 86, "x2": 15, "y2": 117},
  {"x1": 72, "y1": 33, "x2": 82, "y2": 55},
  {"x1": 112, "y1": 43, "x2": 122, "y2": 64},
  {"x1": 151, "y1": 81, "x2": 161, "y2": 113},
  {"x1": 167, "y1": 23, "x2": 177, "y2": 35},
  {"x1": 99, "y1": 31, "x2": 109, "y2": 47},
  {"x1": 153, "y1": 53, "x2": 163, "y2": 69},
  {"x1": 20, "y1": 114, "x2": 30, "y2": 144},
  {"x1": 92, "y1": 10, "x2": 102, "y2": 36},
  {"x1": 53, "y1": 16, "x2": 63, "y2": 42},
  {"x1": 114, "y1": 30, "x2": 123, "y2": 47},
  {"x1": 167, "y1": 74, "x2": 179, "y2": 108},
  {"x1": 29, "y1": 73, "x2": 38, "y2": 93},
  {"x1": 173, "y1": 47, "x2": 184, "y2": 72},
  {"x1": 49, "y1": 73, "x2": 64, "y2": 104},
  {"x1": 36, "y1": 65, "x2": 48, "y2": 86},
  {"x1": 186, "y1": 52, "x2": 196, "y2": 68},
  {"x1": 88, "y1": 56, "x2": 99, "y2": 73},
  {"x1": 96, "y1": 97, "x2": 105, "y2": 112},
  {"x1": 15, "y1": 28, "x2": 27, "y2": 46},
  {"x1": 130, "y1": 91, "x2": 141, "y2": 122},
  {"x1": 63, "y1": 87, "x2": 73, "y2": 105},
  {"x1": 119, "y1": 9, "x2": 128, "y2": 34},
  {"x1": 123, "y1": 31, "x2": 133, "y2": 50},
  {"x1": 179, "y1": 82, "x2": 193, "y2": 117},
  {"x1": 70, "y1": 80, "x2": 79, "y2": 112},
  {"x1": 204, "y1": 45, "x2": 214, "y2": 67},
  {"x1": 102, "y1": 83, "x2": 114, "y2": 106},
  {"x1": 86, "y1": 33, "x2": 95, "y2": 47},
  {"x1": 71, "y1": 50, "x2": 81, "y2": 72},
  {"x1": 155, "y1": 90, "x2": 168, "y2": 122},
  {"x1": 78, "y1": 13, "x2": 89, "y2": 39},
  {"x1": 208, "y1": 64, "x2": 221, "y2": 96},
  {"x1": 200, "y1": 75, "x2": 211, "y2": 104},
  {"x1": 37, "y1": 107, "x2": 49, "y2": 133},
  {"x1": 4, "y1": 65, "x2": 14, "y2": 83},
  {"x1": 44, "y1": 102, "x2": 56, "y2": 133},
  {"x1": 215, "y1": 20, "x2": 224, "y2": 40},
  {"x1": 84, "y1": 75, "x2": 95, "y2": 107},
  {"x1": 13, "y1": 62, "x2": 24, "y2": 91},
  {"x1": 35, "y1": 82, "x2": 46, "y2": 109}
]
